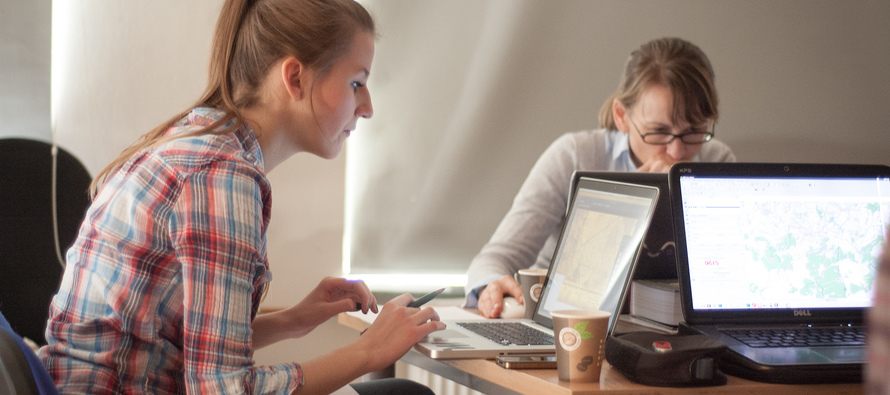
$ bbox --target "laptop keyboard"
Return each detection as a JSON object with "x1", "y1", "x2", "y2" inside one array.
[
  {"x1": 722, "y1": 327, "x2": 866, "y2": 348},
  {"x1": 457, "y1": 322, "x2": 554, "y2": 346}
]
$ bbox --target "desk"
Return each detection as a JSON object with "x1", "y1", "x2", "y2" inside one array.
[{"x1": 338, "y1": 310, "x2": 862, "y2": 395}]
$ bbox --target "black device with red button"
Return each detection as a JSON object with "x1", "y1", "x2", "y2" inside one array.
[{"x1": 605, "y1": 331, "x2": 728, "y2": 387}]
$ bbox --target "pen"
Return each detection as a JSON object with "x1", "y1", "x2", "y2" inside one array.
[{"x1": 407, "y1": 288, "x2": 446, "y2": 308}]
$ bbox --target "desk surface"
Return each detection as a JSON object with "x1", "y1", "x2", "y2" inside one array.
[{"x1": 338, "y1": 309, "x2": 863, "y2": 395}]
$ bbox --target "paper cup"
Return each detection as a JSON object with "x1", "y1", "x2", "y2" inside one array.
[
  {"x1": 516, "y1": 268, "x2": 548, "y2": 319},
  {"x1": 552, "y1": 310, "x2": 610, "y2": 383}
]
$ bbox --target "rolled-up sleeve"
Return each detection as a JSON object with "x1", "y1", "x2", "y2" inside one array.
[{"x1": 170, "y1": 160, "x2": 302, "y2": 394}]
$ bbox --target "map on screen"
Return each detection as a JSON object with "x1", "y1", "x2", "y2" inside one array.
[{"x1": 680, "y1": 177, "x2": 888, "y2": 310}]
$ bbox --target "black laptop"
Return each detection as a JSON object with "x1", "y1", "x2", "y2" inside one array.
[{"x1": 669, "y1": 162, "x2": 890, "y2": 383}]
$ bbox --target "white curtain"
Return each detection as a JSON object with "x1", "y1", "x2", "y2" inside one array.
[{"x1": 345, "y1": 0, "x2": 890, "y2": 278}]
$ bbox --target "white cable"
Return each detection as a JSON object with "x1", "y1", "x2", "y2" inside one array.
[
  {"x1": 644, "y1": 241, "x2": 675, "y2": 258},
  {"x1": 51, "y1": 144, "x2": 65, "y2": 268}
]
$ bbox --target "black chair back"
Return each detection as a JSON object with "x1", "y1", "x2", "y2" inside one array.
[{"x1": 0, "y1": 138, "x2": 91, "y2": 345}]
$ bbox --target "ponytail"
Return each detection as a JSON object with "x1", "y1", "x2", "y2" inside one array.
[
  {"x1": 598, "y1": 92, "x2": 620, "y2": 130},
  {"x1": 89, "y1": 0, "x2": 374, "y2": 198}
]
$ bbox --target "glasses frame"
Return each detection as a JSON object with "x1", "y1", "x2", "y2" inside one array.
[{"x1": 628, "y1": 114, "x2": 715, "y2": 145}]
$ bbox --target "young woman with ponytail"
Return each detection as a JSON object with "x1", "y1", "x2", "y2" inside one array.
[{"x1": 39, "y1": 0, "x2": 441, "y2": 393}]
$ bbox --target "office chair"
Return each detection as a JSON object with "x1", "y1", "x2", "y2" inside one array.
[
  {"x1": 0, "y1": 138, "x2": 91, "y2": 345},
  {"x1": 0, "y1": 318, "x2": 40, "y2": 395},
  {"x1": 0, "y1": 311, "x2": 58, "y2": 394}
]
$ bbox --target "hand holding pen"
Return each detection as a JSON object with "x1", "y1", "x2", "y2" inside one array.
[
  {"x1": 360, "y1": 288, "x2": 446, "y2": 336},
  {"x1": 408, "y1": 288, "x2": 446, "y2": 308}
]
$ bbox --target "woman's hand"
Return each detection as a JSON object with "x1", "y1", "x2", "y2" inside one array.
[
  {"x1": 295, "y1": 293, "x2": 445, "y2": 393},
  {"x1": 477, "y1": 275, "x2": 523, "y2": 318},
  {"x1": 636, "y1": 152, "x2": 681, "y2": 173},
  {"x1": 353, "y1": 293, "x2": 445, "y2": 372},
  {"x1": 281, "y1": 277, "x2": 378, "y2": 338}
]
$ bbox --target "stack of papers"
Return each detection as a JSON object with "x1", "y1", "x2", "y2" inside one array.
[{"x1": 628, "y1": 279, "x2": 683, "y2": 327}]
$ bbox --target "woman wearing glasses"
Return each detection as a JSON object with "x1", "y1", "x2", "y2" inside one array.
[{"x1": 465, "y1": 37, "x2": 736, "y2": 318}]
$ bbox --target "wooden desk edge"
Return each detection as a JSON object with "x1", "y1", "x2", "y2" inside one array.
[{"x1": 336, "y1": 312, "x2": 862, "y2": 394}]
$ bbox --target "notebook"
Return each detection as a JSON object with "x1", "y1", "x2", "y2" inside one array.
[
  {"x1": 571, "y1": 171, "x2": 676, "y2": 280},
  {"x1": 415, "y1": 177, "x2": 659, "y2": 359},
  {"x1": 669, "y1": 162, "x2": 890, "y2": 383}
]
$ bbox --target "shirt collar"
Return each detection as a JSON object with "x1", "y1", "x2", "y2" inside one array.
[
  {"x1": 607, "y1": 130, "x2": 637, "y2": 171},
  {"x1": 612, "y1": 131, "x2": 630, "y2": 161},
  {"x1": 187, "y1": 107, "x2": 266, "y2": 171}
]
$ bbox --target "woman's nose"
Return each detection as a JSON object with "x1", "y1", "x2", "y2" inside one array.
[{"x1": 666, "y1": 138, "x2": 688, "y2": 160}]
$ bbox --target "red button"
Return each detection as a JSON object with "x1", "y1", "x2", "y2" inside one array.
[{"x1": 652, "y1": 341, "x2": 672, "y2": 352}]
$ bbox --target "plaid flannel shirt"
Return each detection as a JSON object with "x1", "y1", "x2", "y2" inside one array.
[{"x1": 39, "y1": 108, "x2": 302, "y2": 394}]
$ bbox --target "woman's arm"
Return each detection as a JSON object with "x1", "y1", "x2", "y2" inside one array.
[
  {"x1": 465, "y1": 133, "x2": 578, "y2": 315},
  {"x1": 251, "y1": 277, "x2": 378, "y2": 349},
  {"x1": 292, "y1": 294, "x2": 444, "y2": 394},
  {"x1": 173, "y1": 162, "x2": 303, "y2": 394}
]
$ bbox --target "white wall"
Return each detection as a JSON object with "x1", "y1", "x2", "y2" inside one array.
[
  {"x1": 5, "y1": 0, "x2": 889, "y2": 369},
  {"x1": 0, "y1": 0, "x2": 51, "y2": 140}
]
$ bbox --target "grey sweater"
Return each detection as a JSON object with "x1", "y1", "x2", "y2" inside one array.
[{"x1": 463, "y1": 129, "x2": 736, "y2": 306}]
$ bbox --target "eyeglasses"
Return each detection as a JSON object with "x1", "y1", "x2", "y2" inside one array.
[{"x1": 628, "y1": 115, "x2": 715, "y2": 145}]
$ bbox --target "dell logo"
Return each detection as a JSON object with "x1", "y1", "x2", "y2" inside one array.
[
  {"x1": 679, "y1": 168, "x2": 693, "y2": 173},
  {"x1": 794, "y1": 310, "x2": 812, "y2": 317}
]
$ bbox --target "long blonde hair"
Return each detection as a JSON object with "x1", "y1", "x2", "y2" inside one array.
[
  {"x1": 90, "y1": 0, "x2": 375, "y2": 197},
  {"x1": 598, "y1": 37, "x2": 718, "y2": 130}
]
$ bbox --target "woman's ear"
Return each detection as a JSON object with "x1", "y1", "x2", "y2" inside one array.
[
  {"x1": 280, "y1": 56, "x2": 306, "y2": 101},
  {"x1": 612, "y1": 99, "x2": 630, "y2": 133}
]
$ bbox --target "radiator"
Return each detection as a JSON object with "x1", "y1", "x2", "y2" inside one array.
[{"x1": 395, "y1": 361, "x2": 485, "y2": 395}]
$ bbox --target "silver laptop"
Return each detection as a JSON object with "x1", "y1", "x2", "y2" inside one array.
[
  {"x1": 669, "y1": 162, "x2": 890, "y2": 383},
  {"x1": 571, "y1": 171, "x2": 675, "y2": 280},
  {"x1": 415, "y1": 177, "x2": 659, "y2": 359}
]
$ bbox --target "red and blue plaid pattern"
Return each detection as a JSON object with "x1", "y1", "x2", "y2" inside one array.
[{"x1": 39, "y1": 108, "x2": 302, "y2": 394}]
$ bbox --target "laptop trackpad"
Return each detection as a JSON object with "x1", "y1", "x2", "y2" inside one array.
[
  {"x1": 427, "y1": 330, "x2": 469, "y2": 342},
  {"x1": 812, "y1": 347, "x2": 866, "y2": 363}
]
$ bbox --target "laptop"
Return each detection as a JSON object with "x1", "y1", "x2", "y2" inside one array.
[
  {"x1": 416, "y1": 177, "x2": 659, "y2": 359},
  {"x1": 669, "y1": 162, "x2": 890, "y2": 383},
  {"x1": 571, "y1": 171, "x2": 676, "y2": 280}
]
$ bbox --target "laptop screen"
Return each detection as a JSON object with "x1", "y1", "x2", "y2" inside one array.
[
  {"x1": 571, "y1": 172, "x2": 676, "y2": 280},
  {"x1": 534, "y1": 177, "x2": 658, "y2": 331},
  {"x1": 677, "y1": 173, "x2": 890, "y2": 313}
]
